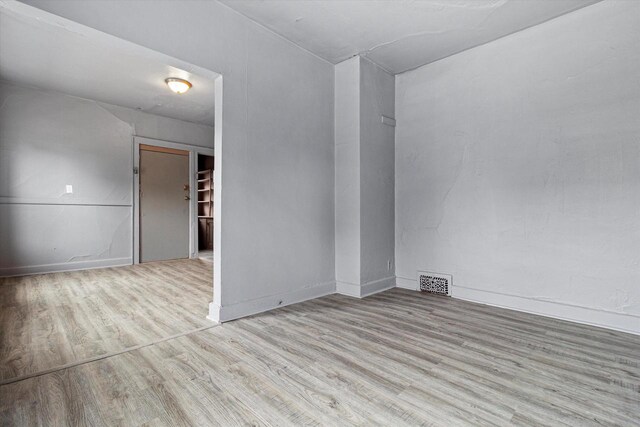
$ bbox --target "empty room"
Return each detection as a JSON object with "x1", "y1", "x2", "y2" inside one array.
[{"x1": 0, "y1": 0, "x2": 638, "y2": 425}]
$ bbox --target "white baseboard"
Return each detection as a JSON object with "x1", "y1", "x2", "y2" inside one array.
[
  {"x1": 335, "y1": 281, "x2": 361, "y2": 297},
  {"x1": 210, "y1": 276, "x2": 397, "y2": 323},
  {"x1": 0, "y1": 257, "x2": 133, "y2": 278},
  {"x1": 395, "y1": 277, "x2": 639, "y2": 336},
  {"x1": 208, "y1": 280, "x2": 336, "y2": 323},
  {"x1": 396, "y1": 276, "x2": 418, "y2": 291},
  {"x1": 337, "y1": 276, "x2": 396, "y2": 298},
  {"x1": 453, "y1": 285, "x2": 640, "y2": 336},
  {"x1": 362, "y1": 276, "x2": 396, "y2": 297}
]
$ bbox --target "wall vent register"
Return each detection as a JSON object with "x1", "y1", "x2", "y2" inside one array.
[{"x1": 418, "y1": 271, "x2": 452, "y2": 296}]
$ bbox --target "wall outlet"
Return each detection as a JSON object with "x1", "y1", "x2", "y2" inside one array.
[
  {"x1": 381, "y1": 115, "x2": 396, "y2": 127},
  {"x1": 65, "y1": 184, "x2": 73, "y2": 194}
]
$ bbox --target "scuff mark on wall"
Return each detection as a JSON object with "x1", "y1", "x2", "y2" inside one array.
[{"x1": 66, "y1": 254, "x2": 94, "y2": 263}]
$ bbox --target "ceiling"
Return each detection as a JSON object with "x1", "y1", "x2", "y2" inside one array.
[
  {"x1": 220, "y1": 0, "x2": 601, "y2": 74},
  {"x1": 0, "y1": 5, "x2": 217, "y2": 126}
]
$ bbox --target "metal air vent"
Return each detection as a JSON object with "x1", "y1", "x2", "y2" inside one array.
[{"x1": 418, "y1": 271, "x2": 452, "y2": 296}]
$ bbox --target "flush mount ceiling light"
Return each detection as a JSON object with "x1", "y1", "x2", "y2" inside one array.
[{"x1": 165, "y1": 77, "x2": 192, "y2": 94}]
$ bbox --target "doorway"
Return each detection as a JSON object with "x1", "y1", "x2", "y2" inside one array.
[
  {"x1": 139, "y1": 144, "x2": 190, "y2": 262},
  {"x1": 133, "y1": 137, "x2": 215, "y2": 264}
]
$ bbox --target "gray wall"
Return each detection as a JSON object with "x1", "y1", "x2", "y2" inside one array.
[
  {"x1": 0, "y1": 82, "x2": 214, "y2": 275},
  {"x1": 22, "y1": 0, "x2": 336, "y2": 319},
  {"x1": 395, "y1": 0, "x2": 640, "y2": 333},
  {"x1": 335, "y1": 57, "x2": 361, "y2": 287},
  {"x1": 335, "y1": 56, "x2": 395, "y2": 297},
  {"x1": 360, "y1": 58, "x2": 395, "y2": 286}
]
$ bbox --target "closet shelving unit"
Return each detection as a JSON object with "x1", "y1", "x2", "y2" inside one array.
[
  {"x1": 198, "y1": 169, "x2": 213, "y2": 248},
  {"x1": 197, "y1": 169, "x2": 213, "y2": 219}
]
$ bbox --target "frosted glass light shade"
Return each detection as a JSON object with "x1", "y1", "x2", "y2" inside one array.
[{"x1": 165, "y1": 78, "x2": 192, "y2": 94}]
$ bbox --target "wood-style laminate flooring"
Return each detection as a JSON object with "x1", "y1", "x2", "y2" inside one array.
[
  {"x1": 0, "y1": 259, "x2": 213, "y2": 383},
  {"x1": 1, "y1": 284, "x2": 639, "y2": 426}
]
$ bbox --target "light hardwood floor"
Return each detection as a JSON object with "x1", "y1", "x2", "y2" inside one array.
[
  {"x1": 1, "y1": 284, "x2": 639, "y2": 426},
  {"x1": 0, "y1": 259, "x2": 213, "y2": 383}
]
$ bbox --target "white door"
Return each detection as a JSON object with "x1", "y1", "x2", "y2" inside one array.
[{"x1": 139, "y1": 146, "x2": 190, "y2": 262}]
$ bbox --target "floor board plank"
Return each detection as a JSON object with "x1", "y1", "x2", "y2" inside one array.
[
  {"x1": 0, "y1": 259, "x2": 213, "y2": 382},
  {"x1": 1, "y1": 265, "x2": 638, "y2": 426}
]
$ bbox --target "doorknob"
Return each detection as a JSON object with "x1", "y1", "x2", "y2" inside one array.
[{"x1": 185, "y1": 195, "x2": 190, "y2": 200}]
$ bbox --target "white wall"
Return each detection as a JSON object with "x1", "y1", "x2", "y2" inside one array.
[
  {"x1": 360, "y1": 58, "x2": 395, "y2": 288},
  {"x1": 100, "y1": 104, "x2": 214, "y2": 149},
  {"x1": 0, "y1": 82, "x2": 214, "y2": 276},
  {"x1": 335, "y1": 57, "x2": 361, "y2": 287},
  {"x1": 335, "y1": 56, "x2": 395, "y2": 298},
  {"x1": 395, "y1": 0, "x2": 640, "y2": 334},
  {"x1": 20, "y1": 0, "x2": 336, "y2": 321}
]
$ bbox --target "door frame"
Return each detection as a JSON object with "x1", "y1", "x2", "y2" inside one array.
[{"x1": 133, "y1": 136, "x2": 214, "y2": 264}]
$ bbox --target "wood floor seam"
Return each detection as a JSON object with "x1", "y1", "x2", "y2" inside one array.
[
  {"x1": 0, "y1": 258, "x2": 214, "y2": 383},
  {"x1": 0, "y1": 323, "x2": 218, "y2": 386}
]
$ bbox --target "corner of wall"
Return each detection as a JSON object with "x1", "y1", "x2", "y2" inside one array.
[
  {"x1": 213, "y1": 280, "x2": 337, "y2": 322},
  {"x1": 337, "y1": 276, "x2": 396, "y2": 299}
]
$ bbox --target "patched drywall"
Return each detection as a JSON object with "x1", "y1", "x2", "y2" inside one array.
[
  {"x1": 0, "y1": 204, "x2": 132, "y2": 274},
  {"x1": 20, "y1": 0, "x2": 336, "y2": 320},
  {"x1": 395, "y1": 0, "x2": 640, "y2": 333},
  {"x1": 219, "y1": 0, "x2": 600, "y2": 74},
  {"x1": 335, "y1": 56, "x2": 395, "y2": 297},
  {"x1": 0, "y1": 82, "x2": 214, "y2": 275}
]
